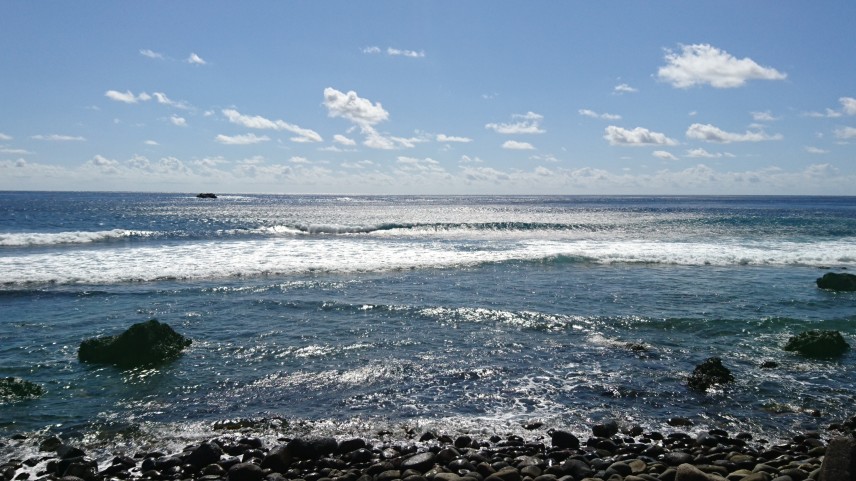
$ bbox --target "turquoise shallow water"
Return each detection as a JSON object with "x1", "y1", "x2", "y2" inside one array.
[{"x1": 2, "y1": 193, "x2": 856, "y2": 453}]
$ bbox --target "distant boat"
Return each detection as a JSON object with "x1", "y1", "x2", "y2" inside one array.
[{"x1": 196, "y1": 193, "x2": 217, "y2": 199}]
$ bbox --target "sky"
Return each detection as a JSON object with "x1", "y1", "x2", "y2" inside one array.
[{"x1": 1, "y1": 1, "x2": 855, "y2": 195}]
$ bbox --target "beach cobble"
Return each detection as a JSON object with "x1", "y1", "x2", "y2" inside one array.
[{"x1": 3, "y1": 424, "x2": 851, "y2": 481}]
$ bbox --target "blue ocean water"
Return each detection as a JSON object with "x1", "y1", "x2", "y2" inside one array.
[{"x1": 2, "y1": 192, "x2": 856, "y2": 455}]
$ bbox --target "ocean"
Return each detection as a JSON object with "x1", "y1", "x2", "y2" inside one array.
[{"x1": 2, "y1": 192, "x2": 856, "y2": 458}]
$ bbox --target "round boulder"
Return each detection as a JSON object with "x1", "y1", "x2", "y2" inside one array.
[
  {"x1": 816, "y1": 272, "x2": 856, "y2": 291},
  {"x1": 0, "y1": 377, "x2": 45, "y2": 400},
  {"x1": 78, "y1": 319, "x2": 191, "y2": 368},
  {"x1": 784, "y1": 330, "x2": 849, "y2": 358}
]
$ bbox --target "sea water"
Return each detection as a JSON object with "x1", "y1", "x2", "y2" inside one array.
[{"x1": 1, "y1": 192, "x2": 856, "y2": 456}]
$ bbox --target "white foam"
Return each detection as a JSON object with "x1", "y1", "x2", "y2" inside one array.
[
  {"x1": 1, "y1": 236, "x2": 854, "y2": 285},
  {"x1": 0, "y1": 229, "x2": 155, "y2": 247}
]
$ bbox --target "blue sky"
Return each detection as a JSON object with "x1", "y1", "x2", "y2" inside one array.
[{"x1": 1, "y1": 1, "x2": 855, "y2": 194}]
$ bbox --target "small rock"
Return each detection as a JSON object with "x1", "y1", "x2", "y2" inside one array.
[
  {"x1": 547, "y1": 430, "x2": 579, "y2": 450},
  {"x1": 687, "y1": 357, "x2": 734, "y2": 391},
  {"x1": 228, "y1": 462, "x2": 263, "y2": 481},
  {"x1": 784, "y1": 330, "x2": 849, "y2": 358},
  {"x1": 592, "y1": 420, "x2": 619, "y2": 438},
  {"x1": 818, "y1": 436, "x2": 856, "y2": 480},
  {"x1": 675, "y1": 463, "x2": 714, "y2": 481},
  {"x1": 816, "y1": 272, "x2": 856, "y2": 291}
]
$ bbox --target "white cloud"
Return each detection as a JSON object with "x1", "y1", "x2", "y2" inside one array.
[
  {"x1": 363, "y1": 46, "x2": 425, "y2": 58},
  {"x1": 187, "y1": 52, "x2": 206, "y2": 65},
  {"x1": 222, "y1": 109, "x2": 322, "y2": 143},
  {"x1": 579, "y1": 109, "x2": 622, "y2": 120},
  {"x1": 835, "y1": 126, "x2": 856, "y2": 139},
  {"x1": 86, "y1": 155, "x2": 121, "y2": 174},
  {"x1": 105, "y1": 90, "x2": 151, "y2": 104},
  {"x1": 144, "y1": 140, "x2": 159, "y2": 146},
  {"x1": 0, "y1": 148, "x2": 32, "y2": 155},
  {"x1": 341, "y1": 160, "x2": 375, "y2": 169},
  {"x1": 437, "y1": 134, "x2": 473, "y2": 143},
  {"x1": 387, "y1": 47, "x2": 425, "y2": 58},
  {"x1": 0, "y1": 133, "x2": 12, "y2": 141},
  {"x1": 395, "y1": 156, "x2": 446, "y2": 174},
  {"x1": 657, "y1": 44, "x2": 786, "y2": 88},
  {"x1": 140, "y1": 49, "x2": 164, "y2": 59},
  {"x1": 751, "y1": 111, "x2": 778, "y2": 122},
  {"x1": 170, "y1": 115, "x2": 187, "y2": 127},
  {"x1": 502, "y1": 140, "x2": 535, "y2": 150},
  {"x1": 333, "y1": 134, "x2": 357, "y2": 146},
  {"x1": 805, "y1": 108, "x2": 843, "y2": 119},
  {"x1": 613, "y1": 83, "x2": 638, "y2": 94},
  {"x1": 653, "y1": 150, "x2": 678, "y2": 161},
  {"x1": 486, "y1": 112, "x2": 545, "y2": 134},
  {"x1": 323, "y1": 88, "x2": 389, "y2": 127},
  {"x1": 459, "y1": 155, "x2": 484, "y2": 164},
  {"x1": 603, "y1": 126, "x2": 678, "y2": 146},
  {"x1": 805, "y1": 146, "x2": 829, "y2": 154},
  {"x1": 31, "y1": 134, "x2": 85, "y2": 141},
  {"x1": 215, "y1": 133, "x2": 271, "y2": 145},
  {"x1": 685, "y1": 148, "x2": 730, "y2": 158},
  {"x1": 390, "y1": 135, "x2": 429, "y2": 149},
  {"x1": 686, "y1": 123, "x2": 783, "y2": 143},
  {"x1": 152, "y1": 92, "x2": 190, "y2": 109},
  {"x1": 841, "y1": 97, "x2": 856, "y2": 115}
]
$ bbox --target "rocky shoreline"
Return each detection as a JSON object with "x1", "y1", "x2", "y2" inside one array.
[{"x1": 4, "y1": 418, "x2": 856, "y2": 481}]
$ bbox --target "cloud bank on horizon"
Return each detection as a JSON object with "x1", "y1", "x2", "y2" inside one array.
[{"x1": 1, "y1": 2, "x2": 855, "y2": 194}]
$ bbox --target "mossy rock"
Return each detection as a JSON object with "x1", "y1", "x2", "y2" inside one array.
[
  {"x1": 784, "y1": 329, "x2": 849, "y2": 358},
  {"x1": 79, "y1": 319, "x2": 191, "y2": 368},
  {"x1": 0, "y1": 377, "x2": 45, "y2": 400},
  {"x1": 687, "y1": 357, "x2": 734, "y2": 391}
]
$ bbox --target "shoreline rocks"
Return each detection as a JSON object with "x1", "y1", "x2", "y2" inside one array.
[
  {"x1": 1, "y1": 423, "x2": 840, "y2": 481},
  {"x1": 78, "y1": 319, "x2": 192, "y2": 368},
  {"x1": 196, "y1": 193, "x2": 218, "y2": 199}
]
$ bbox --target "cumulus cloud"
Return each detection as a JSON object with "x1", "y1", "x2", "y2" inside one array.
[
  {"x1": 653, "y1": 150, "x2": 678, "y2": 161},
  {"x1": 603, "y1": 126, "x2": 678, "y2": 146},
  {"x1": 105, "y1": 90, "x2": 152, "y2": 104},
  {"x1": 835, "y1": 126, "x2": 856, "y2": 139},
  {"x1": 437, "y1": 134, "x2": 473, "y2": 143},
  {"x1": 502, "y1": 140, "x2": 535, "y2": 150},
  {"x1": 0, "y1": 133, "x2": 12, "y2": 141},
  {"x1": 31, "y1": 134, "x2": 85, "y2": 141},
  {"x1": 152, "y1": 92, "x2": 190, "y2": 109},
  {"x1": 140, "y1": 49, "x2": 164, "y2": 59},
  {"x1": 215, "y1": 133, "x2": 271, "y2": 145},
  {"x1": 170, "y1": 115, "x2": 187, "y2": 127},
  {"x1": 579, "y1": 109, "x2": 622, "y2": 121},
  {"x1": 657, "y1": 44, "x2": 786, "y2": 88},
  {"x1": 486, "y1": 112, "x2": 545, "y2": 134},
  {"x1": 613, "y1": 83, "x2": 638, "y2": 94},
  {"x1": 222, "y1": 109, "x2": 322, "y2": 143},
  {"x1": 686, "y1": 123, "x2": 783, "y2": 143},
  {"x1": 841, "y1": 97, "x2": 856, "y2": 115},
  {"x1": 187, "y1": 53, "x2": 206, "y2": 65},
  {"x1": 144, "y1": 140, "x2": 159, "y2": 146},
  {"x1": 323, "y1": 88, "x2": 389, "y2": 127},
  {"x1": 362, "y1": 46, "x2": 382, "y2": 54}
]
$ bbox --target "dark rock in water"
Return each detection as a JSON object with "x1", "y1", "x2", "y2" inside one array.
[
  {"x1": 784, "y1": 330, "x2": 849, "y2": 358},
  {"x1": 337, "y1": 438, "x2": 367, "y2": 454},
  {"x1": 0, "y1": 377, "x2": 45, "y2": 400},
  {"x1": 668, "y1": 417, "x2": 694, "y2": 427},
  {"x1": 687, "y1": 357, "x2": 734, "y2": 391},
  {"x1": 547, "y1": 429, "x2": 579, "y2": 449},
  {"x1": 196, "y1": 193, "x2": 218, "y2": 199},
  {"x1": 78, "y1": 319, "x2": 192, "y2": 368},
  {"x1": 760, "y1": 360, "x2": 779, "y2": 369},
  {"x1": 592, "y1": 420, "x2": 619, "y2": 438},
  {"x1": 819, "y1": 437, "x2": 856, "y2": 481},
  {"x1": 816, "y1": 272, "x2": 856, "y2": 291}
]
